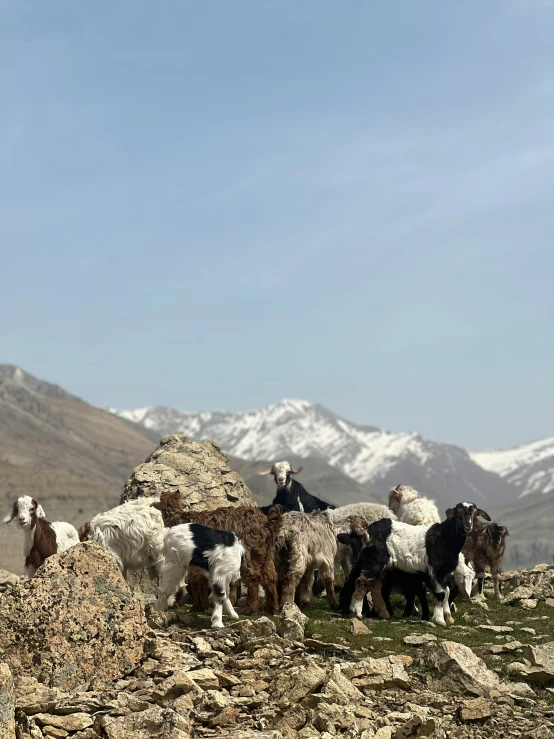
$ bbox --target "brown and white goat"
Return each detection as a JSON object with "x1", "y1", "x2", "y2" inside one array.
[
  {"x1": 153, "y1": 491, "x2": 282, "y2": 615},
  {"x1": 4, "y1": 496, "x2": 79, "y2": 577},
  {"x1": 461, "y1": 521, "x2": 508, "y2": 598}
]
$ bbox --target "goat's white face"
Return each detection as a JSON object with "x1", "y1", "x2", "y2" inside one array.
[
  {"x1": 272, "y1": 461, "x2": 292, "y2": 488},
  {"x1": 3, "y1": 496, "x2": 45, "y2": 528}
]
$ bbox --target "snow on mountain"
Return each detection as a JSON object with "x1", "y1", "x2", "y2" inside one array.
[
  {"x1": 110, "y1": 399, "x2": 518, "y2": 509},
  {"x1": 472, "y1": 437, "x2": 554, "y2": 498}
]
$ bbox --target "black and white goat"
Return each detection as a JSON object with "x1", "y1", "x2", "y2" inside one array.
[
  {"x1": 154, "y1": 522, "x2": 245, "y2": 628},
  {"x1": 259, "y1": 461, "x2": 335, "y2": 514},
  {"x1": 340, "y1": 501, "x2": 489, "y2": 626},
  {"x1": 4, "y1": 495, "x2": 79, "y2": 577}
]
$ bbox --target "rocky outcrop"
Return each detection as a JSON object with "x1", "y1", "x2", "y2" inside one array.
[
  {"x1": 0, "y1": 663, "x2": 15, "y2": 739},
  {"x1": 0, "y1": 543, "x2": 146, "y2": 690},
  {"x1": 278, "y1": 603, "x2": 308, "y2": 642},
  {"x1": 122, "y1": 435, "x2": 253, "y2": 510}
]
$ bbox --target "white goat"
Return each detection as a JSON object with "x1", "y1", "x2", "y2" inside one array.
[
  {"x1": 388, "y1": 484, "x2": 440, "y2": 525},
  {"x1": 4, "y1": 496, "x2": 79, "y2": 577},
  {"x1": 154, "y1": 523, "x2": 245, "y2": 628}
]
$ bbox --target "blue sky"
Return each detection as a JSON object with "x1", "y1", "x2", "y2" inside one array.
[{"x1": 1, "y1": 1, "x2": 553, "y2": 450}]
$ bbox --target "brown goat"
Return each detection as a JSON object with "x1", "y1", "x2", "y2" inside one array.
[
  {"x1": 462, "y1": 521, "x2": 509, "y2": 598},
  {"x1": 153, "y1": 491, "x2": 282, "y2": 615}
]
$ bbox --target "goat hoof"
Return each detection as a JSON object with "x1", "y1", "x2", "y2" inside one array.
[{"x1": 445, "y1": 615, "x2": 455, "y2": 626}]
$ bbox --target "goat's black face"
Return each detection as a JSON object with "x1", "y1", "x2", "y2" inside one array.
[
  {"x1": 446, "y1": 502, "x2": 491, "y2": 535},
  {"x1": 487, "y1": 523, "x2": 508, "y2": 548}
]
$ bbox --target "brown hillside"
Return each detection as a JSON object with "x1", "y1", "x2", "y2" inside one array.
[{"x1": 0, "y1": 365, "x2": 158, "y2": 573}]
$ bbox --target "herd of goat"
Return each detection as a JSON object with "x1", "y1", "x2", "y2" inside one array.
[{"x1": 3, "y1": 460, "x2": 509, "y2": 630}]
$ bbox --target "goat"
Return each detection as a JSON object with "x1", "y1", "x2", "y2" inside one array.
[
  {"x1": 461, "y1": 520, "x2": 509, "y2": 599},
  {"x1": 326, "y1": 502, "x2": 397, "y2": 578},
  {"x1": 154, "y1": 523, "x2": 244, "y2": 628},
  {"x1": 260, "y1": 461, "x2": 335, "y2": 513},
  {"x1": 4, "y1": 496, "x2": 79, "y2": 577},
  {"x1": 152, "y1": 491, "x2": 282, "y2": 615},
  {"x1": 274, "y1": 510, "x2": 359, "y2": 609},
  {"x1": 341, "y1": 502, "x2": 490, "y2": 626},
  {"x1": 338, "y1": 528, "x2": 475, "y2": 620},
  {"x1": 388, "y1": 484, "x2": 441, "y2": 525}
]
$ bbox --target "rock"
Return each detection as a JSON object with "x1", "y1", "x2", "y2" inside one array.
[
  {"x1": 502, "y1": 586, "x2": 534, "y2": 605},
  {"x1": 508, "y1": 642, "x2": 554, "y2": 683},
  {"x1": 278, "y1": 603, "x2": 308, "y2": 641},
  {"x1": 342, "y1": 655, "x2": 412, "y2": 691},
  {"x1": 34, "y1": 714, "x2": 93, "y2": 732},
  {"x1": 271, "y1": 659, "x2": 326, "y2": 705},
  {"x1": 524, "y1": 642, "x2": 554, "y2": 671},
  {"x1": 403, "y1": 634, "x2": 437, "y2": 646},
  {"x1": 545, "y1": 598, "x2": 554, "y2": 608},
  {"x1": 122, "y1": 434, "x2": 253, "y2": 509},
  {"x1": 42, "y1": 727, "x2": 68, "y2": 739},
  {"x1": 210, "y1": 706, "x2": 240, "y2": 727},
  {"x1": 13, "y1": 677, "x2": 66, "y2": 715},
  {"x1": 426, "y1": 641, "x2": 534, "y2": 697},
  {"x1": 100, "y1": 706, "x2": 190, "y2": 738},
  {"x1": 478, "y1": 625, "x2": 513, "y2": 633},
  {"x1": 523, "y1": 728, "x2": 554, "y2": 739},
  {"x1": 151, "y1": 670, "x2": 201, "y2": 704},
  {"x1": 351, "y1": 619, "x2": 370, "y2": 636},
  {"x1": 186, "y1": 668, "x2": 219, "y2": 690},
  {"x1": 521, "y1": 628, "x2": 536, "y2": 635},
  {"x1": 241, "y1": 617, "x2": 277, "y2": 651},
  {"x1": 322, "y1": 665, "x2": 364, "y2": 705},
  {"x1": 392, "y1": 714, "x2": 436, "y2": 737},
  {"x1": 0, "y1": 663, "x2": 15, "y2": 739},
  {"x1": 226, "y1": 732, "x2": 283, "y2": 739},
  {"x1": 0, "y1": 543, "x2": 146, "y2": 690},
  {"x1": 521, "y1": 599, "x2": 538, "y2": 609},
  {"x1": 0, "y1": 571, "x2": 19, "y2": 591},
  {"x1": 458, "y1": 697, "x2": 493, "y2": 722}
]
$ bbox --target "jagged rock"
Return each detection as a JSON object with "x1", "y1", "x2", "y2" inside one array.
[
  {"x1": 210, "y1": 705, "x2": 240, "y2": 727},
  {"x1": 521, "y1": 599, "x2": 538, "y2": 609},
  {"x1": 351, "y1": 619, "x2": 370, "y2": 636},
  {"x1": 392, "y1": 714, "x2": 436, "y2": 737},
  {"x1": 508, "y1": 642, "x2": 554, "y2": 683},
  {"x1": 426, "y1": 641, "x2": 533, "y2": 697},
  {"x1": 0, "y1": 663, "x2": 15, "y2": 739},
  {"x1": 34, "y1": 714, "x2": 93, "y2": 732},
  {"x1": 99, "y1": 705, "x2": 190, "y2": 738},
  {"x1": 151, "y1": 670, "x2": 202, "y2": 704},
  {"x1": 0, "y1": 543, "x2": 146, "y2": 690},
  {"x1": 524, "y1": 642, "x2": 554, "y2": 673},
  {"x1": 403, "y1": 634, "x2": 437, "y2": 646},
  {"x1": 271, "y1": 659, "x2": 326, "y2": 706},
  {"x1": 502, "y1": 586, "x2": 534, "y2": 605},
  {"x1": 278, "y1": 604, "x2": 308, "y2": 641},
  {"x1": 458, "y1": 697, "x2": 493, "y2": 722},
  {"x1": 343, "y1": 655, "x2": 412, "y2": 691},
  {"x1": 241, "y1": 617, "x2": 277, "y2": 651},
  {"x1": 186, "y1": 668, "x2": 219, "y2": 690},
  {"x1": 42, "y1": 727, "x2": 68, "y2": 739},
  {"x1": 122, "y1": 435, "x2": 253, "y2": 509},
  {"x1": 321, "y1": 665, "x2": 364, "y2": 705}
]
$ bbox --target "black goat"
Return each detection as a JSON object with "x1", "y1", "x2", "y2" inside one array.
[{"x1": 260, "y1": 461, "x2": 335, "y2": 514}]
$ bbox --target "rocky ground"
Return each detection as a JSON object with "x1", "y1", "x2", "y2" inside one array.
[{"x1": 2, "y1": 555, "x2": 554, "y2": 739}]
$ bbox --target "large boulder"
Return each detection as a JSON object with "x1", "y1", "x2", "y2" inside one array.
[
  {"x1": 0, "y1": 543, "x2": 146, "y2": 690},
  {"x1": 0, "y1": 663, "x2": 15, "y2": 739},
  {"x1": 121, "y1": 435, "x2": 253, "y2": 510}
]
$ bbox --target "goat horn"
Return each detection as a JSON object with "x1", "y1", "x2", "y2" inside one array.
[
  {"x1": 258, "y1": 469, "x2": 274, "y2": 476},
  {"x1": 476, "y1": 508, "x2": 491, "y2": 521}
]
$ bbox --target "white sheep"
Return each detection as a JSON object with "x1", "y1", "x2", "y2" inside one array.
[{"x1": 388, "y1": 484, "x2": 440, "y2": 525}]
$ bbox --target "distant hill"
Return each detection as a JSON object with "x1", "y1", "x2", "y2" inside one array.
[{"x1": 0, "y1": 365, "x2": 159, "y2": 573}]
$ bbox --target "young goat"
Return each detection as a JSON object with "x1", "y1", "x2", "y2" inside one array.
[
  {"x1": 388, "y1": 484, "x2": 441, "y2": 526},
  {"x1": 259, "y1": 461, "x2": 335, "y2": 513},
  {"x1": 152, "y1": 491, "x2": 282, "y2": 615},
  {"x1": 154, "y1": 523, "x2": 245, "y2": 628},
  {"x1": 461, "y1": 520, "x2": 509, "y2": 599},
  {"x1": 341, "y1": 502, "x2": 489, "y2": 626},
  {"x1": 4, "y1": 496, "x2": 79, "y2": 577}
]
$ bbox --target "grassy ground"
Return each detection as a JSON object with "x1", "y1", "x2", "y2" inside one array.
[{"x1": 165, "y1": 575, "x2": 554, "y2": 700}]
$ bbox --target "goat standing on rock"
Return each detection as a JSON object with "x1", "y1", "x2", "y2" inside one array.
[
  {"x1": 4, "y1": 495, "x2": 79, "y2": 577},
  {"x1": 260, "y1": 461, "x2": 335, "y2": 513}
]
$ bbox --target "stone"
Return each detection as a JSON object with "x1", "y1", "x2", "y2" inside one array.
[
  {"x1": 425, "y1": 641, "x2": 534, "y2": 697},
  {"x1": 478, "y1": 625, "x2": 513, "y2": 633},
  {"x1": 271, "y1": 659, "x2": 326, "y2": 705},
  {"x1": 351, "y1": 619, "x2": 370, "y2": 635},
  {"x1": 210, "y1": 706, "x2": 240, "y2": 727},
  {"x1": 343, "y1": 655, "x2": 412, "y2": 691},
  {"x1": 322, "y1": 665, "x2": 364, "y2": 705},
  {"x1": 458, "y1": 697, "x2": 493, "y2": 722},
  {"x1": 41, "y1": 728, "x2": 68, "y2": 739},
  {"x1": 99, "y1": 705, "x2": 189, "y2": 739},
  {"x1": 186, "y1": 668, "x2": 219, "y2": 690},
  {"x1": 122, "y1": 434, "x2": 253, "y2": 509},
  {"x1": 34, "y1": 714, "x2": 93, "y2": 732},
  {"x1": 241, "y1": 617, "x2": 277, "y2": 651},
  {"x1": 0, "y1": 543, "x2": 146, "y2": 690},
  {"x1": 392, "y1": 714, "x2": 436, "y2": 737},
  {"x1": 278, "y1": 603, "x2": 308, "y2": 641},
  {"x1": 508, "y1": 642, "x2": 554, "y2": 683},
  {"x1": 502, "y1": 586, "x2": 534, "y2": 605},
  {"x1": 545, "y1": 598, "x2": 554, "y2": 608},
  {"x1": 151, "y1": 670, "x2": 201, "y2": 704},
  {"x1": 13, "y1": 677, "x2": 66, "y2": 715},
  {"x1": 0, "y1": 663, "x2": 15, "y2": 739},
  {"x1": 403, "y1": 634, "x2": 437, "y2": 646},
  {"x1": 521, "y1": 628, "x2": 537, "y2": 635},
  {"x1": 521, "y1": 599, "x2": 538, "y2": 609},
  {"x1": 0, "y1": 571, "x2": 19, "y2": 590}
]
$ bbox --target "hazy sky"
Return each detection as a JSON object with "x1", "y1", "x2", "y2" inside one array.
[{"x1": 2, "y1": 1, "x2": 553, "y2": 451}]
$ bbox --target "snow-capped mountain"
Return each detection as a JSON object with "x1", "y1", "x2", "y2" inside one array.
[
  {"x1": 110, "y1": 399, "x2": 518, "y2": 510},
  {"x1": 472, "y1": 437, "x2": 554, "y2": 498}
]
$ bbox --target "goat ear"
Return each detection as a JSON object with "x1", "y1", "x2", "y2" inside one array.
[
  {"x1": 290, "y1": 466, "x2": 302, "y2": 475},
  {"x1": 3, "y1": 512, "x2": 15, "y2": 524},
  {"x1": 476, "y1": 508, "x2": 491, "y2": 521},
  {"x1": 445, "y1": 508, "x2": 455, "y2": 519},
  {"x1": 35, "y1": 504, "x2": 46, "y2": 518},
  {"x1": 337, "y1": 533, "x2": 355, "y2": 546},
  {"x1": 151, "y1": 501, "x2": 162, "y2": 511},
  {"x1": 502, "y1": 526, "x2": 509, "y2": 537}
]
